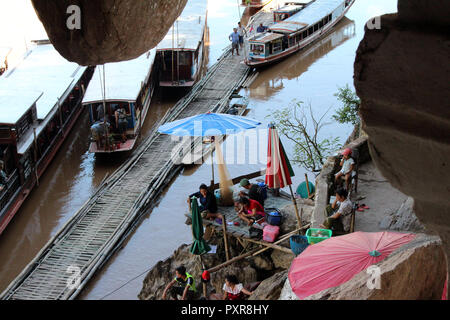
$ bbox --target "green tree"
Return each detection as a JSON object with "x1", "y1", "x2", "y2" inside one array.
[
  {"x1": 270, "y1": 100, "x2": 341, "y2": 173},
  {"x1": 332, "y1": 84, "x2": 361, "y2": 125}
]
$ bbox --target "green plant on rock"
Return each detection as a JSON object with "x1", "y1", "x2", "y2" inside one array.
[
  {"x1": 332, "y1": 84, "x2": 361, "y2": 125},
  {"x1": 270, "y1": 100, "x2": 341, "y2": 173}
]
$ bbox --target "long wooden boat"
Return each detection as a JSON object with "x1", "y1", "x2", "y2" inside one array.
[
  {"x1": 156, "y1": 0, "x2": 208, "y2": 88},
  {"x1": 245, "y1": 0, "x2": 355, "y2": 67},
  {"x1": 0, "y1": 43, "x2": 93, "y2": 235},
  {"x1": 82, "y1": 49, "x2": 157, "y2": 153}
]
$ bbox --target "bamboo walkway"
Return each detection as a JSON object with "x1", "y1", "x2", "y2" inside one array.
[{"x1": 1, "y1": 49, "x2": 253, "y2": 300}]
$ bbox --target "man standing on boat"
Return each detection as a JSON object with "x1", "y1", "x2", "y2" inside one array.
[
  {"x1": 229, "y1": 28, "x2": 240, "y2": 56},
  {"x1": 237, "y1": 22, "x2": 247, "y2": 50},
  {"x1": 256, "y1": 23, "x2": 267, "y2": 33}
]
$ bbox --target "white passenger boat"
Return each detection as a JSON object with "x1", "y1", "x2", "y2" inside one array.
[
  {"x1": 0, "y1": 43, "x2": 93, "y2": 234},
  {"x1": 156, "y1": 0, "x2": 208, "y2": 88},
  {"x1": 245, "y1": 0, "x2": 355, "y2": 67},
  {"x1": 82, "y1": 50, "x2": 157, "y2": 153}
]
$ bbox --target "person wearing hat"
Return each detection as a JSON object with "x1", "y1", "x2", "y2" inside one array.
[
  {"x1": 0, "y1": 160, "x2": 7, "y2": 192},
  {"x1": 335, "y1": 148, "x2": 355, "y2": 191},
  {"x1": 239, "y1": 178, "x2": 264, "y2": 207}
]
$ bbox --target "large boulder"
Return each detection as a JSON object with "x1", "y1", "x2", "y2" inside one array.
[
  {"x1": 379, "y1": 197, "x2": 425, "y2": 232},
  {"x1": 279, "y1": 234, "x2": 446, "y2": 300},
  {"x1": 249, "y1": 270, "x2": 288, "y2": 300},
  {"x1": 353, "y1": 3, "x2": 450, "y2": 288},
  {"x1": 31, "y1": 0, "x2": 188, "y2": 65},
  {"x1": 280, "y1": 201, "x2": 313, "y2": 234},
  {"x1": 270, "y1": 249, "x2": 295, "y2": 270}
]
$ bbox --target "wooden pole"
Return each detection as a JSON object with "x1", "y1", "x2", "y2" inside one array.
[
  {"x1": 245, "y1": 238, "x2": 293, "y2": 254},
  {"x1": 288, "y1": 184, "x2": 302, "y2": 231},
  {"x1": 210, "y1": 136, "x2": 215, "y2": 188},
  {"x1": 251, "y1": 224, "x2": 310, "y2": 256},
  {"x1": 207, "y1": 248, "x2": 260, "y2": 273},
  {"x1": 222, "y1": 216, "x2": 230, "y2": 261},
  {"x1": 304, "y1": 173, "x2": 311, "y2": 197},
  {"x1": 199, "y1": 255, "x2": 207, "y2": 298}
]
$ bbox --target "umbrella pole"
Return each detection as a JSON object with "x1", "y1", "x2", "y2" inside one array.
[
  {"x1": 222, "y1": 216, "x2": 230, "y2": 261},
  {"x1": 199, "y1": 255, "x2": 207, "y2": 298},
  {"x1": 288, "y1": 184, "x2": 302, "y2": 232},
  {"x1": 210, "y1": 136, "x2": 215, "y2": 188},
  {"x1": 210, "y1": 149, "x2": 214, "y2": 188}
]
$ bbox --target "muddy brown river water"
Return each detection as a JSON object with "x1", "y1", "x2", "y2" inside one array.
[{"x1": 0, "y1": 0, "x2": 397, "y2": 299}]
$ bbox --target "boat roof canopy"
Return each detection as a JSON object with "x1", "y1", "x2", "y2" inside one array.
[
  {"x1": 82, "y1": 50, "x2": 156, "y2": 105},
  {"x1": 270, "y1": 0, "x2": 344, "y2": 33},
  {"x1": 156, "y1": 0, "x2": 207, "y2": 51},
  {"x1": 0, "y1": 90, "x2": 42, "y2": 125},
  {"x1": 0, "y1": 44, "x2": 86, "y2": 123},
  {"x1": 273, "y1": 4, "x2": 305, "y2": 14},
  {"x1": 249, "y1": 32, "x2": 284, "y2": 44}
]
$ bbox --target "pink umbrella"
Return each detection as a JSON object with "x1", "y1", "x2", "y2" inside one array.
[{"x1": 288, "y1": 231, "x2": 416, "y2": 299}]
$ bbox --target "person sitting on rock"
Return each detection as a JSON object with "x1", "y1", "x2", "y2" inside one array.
[
  {"x1": 162, "y1": 265, "x2": 198, "y2": 300},
  {"x1": 320, "y1": 187, "x2": 353, "y2": 233},
  {"x1": 222, "y1": 274, "x2": 253, "y2": 300},
  {"x1": 237, "y1": 196, "x2": 265, "y2": 226},
  {"x1": 335, "y1": 148, "x2": 355, "y2": 191},
  {"x1": 188, "y1": 183, "x2": 221, "y2": 221}
]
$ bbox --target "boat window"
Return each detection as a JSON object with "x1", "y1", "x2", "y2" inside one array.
[
  {"x1": 328, "y1": 14, "x2": 332, "y2": 22},
  {"x1": 178, "y1": 51, "x2": 191, "y2": 66},
  {"x1": 314, "y1": 24, "x2": 319, "y2": 32},
  {"x1": 273, "y1": 41, "x2": 282, "y2": 53},
  {"x1": 319, "y1": 21, "x2": 323, "y2": 28},
  {"x1": 289, "y1": 37, "x2": 295, "y2": 46},
  {"x1": 295, "y1": 34, "x2": 301, "y2": 42},
  {"x1": 302, "y1": 30, "x2": 308, "y2": 39},
  {"x1": 250, "y1": 44, "x2": 264, "y2": 55},
  {"x1": 0, "y1": 128, "x2": 10, "y2": 139},
  {"x1": 308, "y1": 27, "x2": 313, "y2": 36}
]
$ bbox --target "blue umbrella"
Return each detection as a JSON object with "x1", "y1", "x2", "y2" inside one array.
[
  {"x1": 158, "y1": 112, "x2": 261, "y2": 186},
  {"x1": 158, "y1": 112, "x2": 261, "y2": 136}
]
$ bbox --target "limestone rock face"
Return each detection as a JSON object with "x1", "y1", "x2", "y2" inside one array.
[
  {"x1": 353, "y1": 8, "x2": 450, "y2": 287},
  {"x1": 379, "y1": 197, "x2": 424, "y2": 232},
  {"x1": 280, "y1": 201, "x2": 313, "y2": 234},
  {"x1": 280, "y1": 234, "x2": 446, "y2": 300},
  {"x1": 397, "y1": 0, "x2": 450, "y2": 27},
  {"x1": 270, "y1": 249, "x2": 295, "y2": 270},
  {"x1": 31, "y1": 0, "x2": 188, "y2": 65},
  {"x1": 249, "y1": 270, "x2": 288, "y2": 300}
]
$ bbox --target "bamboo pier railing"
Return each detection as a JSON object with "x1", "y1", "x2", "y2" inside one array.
[{"x1": 1, "y1": 48, "x2": 253, "y2": 300}]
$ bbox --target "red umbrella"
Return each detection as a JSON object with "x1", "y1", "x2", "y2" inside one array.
[
  {"x1": 265, "y1": 124, "x2": 302, "y2": 228},
  {"x1": 288, "y1": 231, "x2": 416, "y2": 299},
  {"x1": 265, "y1": 124, "x2": 295, "y2": 189}
]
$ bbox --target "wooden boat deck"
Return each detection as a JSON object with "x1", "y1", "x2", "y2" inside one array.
[
  {"x1": 1, "y1": 51, "x2": 252, "y2": 300},
  {"x1": 186, "y1": 191, "x2": 293, "y2": 239}
]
